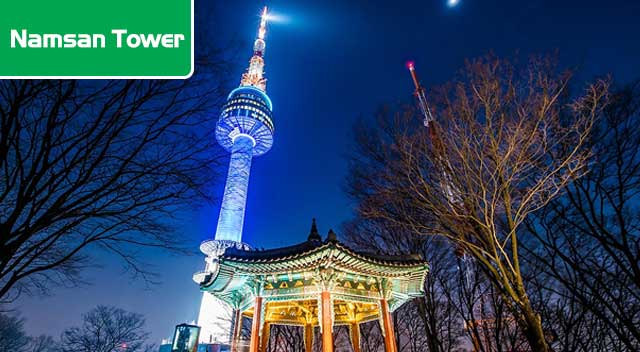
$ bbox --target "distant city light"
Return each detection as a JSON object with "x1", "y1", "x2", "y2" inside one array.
[{"x1": 447, "y1": 0, "x2": 460, "y2": 7}]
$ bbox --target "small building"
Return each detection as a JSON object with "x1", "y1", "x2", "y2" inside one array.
[{"x1": 193, "y1": 220, "x2": 429, "y2": 352}]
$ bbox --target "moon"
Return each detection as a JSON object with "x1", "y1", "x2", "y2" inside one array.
[{"x1": 447, "y1": 0, "x2": 460, "y2": 7}]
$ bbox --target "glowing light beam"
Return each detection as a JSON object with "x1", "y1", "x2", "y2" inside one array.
[
  {"x1": 447, "y1": 0, "x2": 460, "y2": 7},
  {"x1": 260, "y1": 6, "x2": 291, "y2": 25},
  {"x1": 263, "y1": 12, "x2": 291, "y2": 24}
]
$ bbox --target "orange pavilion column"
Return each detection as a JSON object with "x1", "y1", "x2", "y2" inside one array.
[
  {"x1": 231, "y1": 308, "x2": 243, "y2": 352},
  {"x1": 349, "y1": 322, "x2": 361, "y2": 352},
  {"x1": 381, "y1": 298, "x2": 397, "y2": 352},
  {"x1": 304, "y1": 324, "x2": 314, "y2": 352},
  {"x1": 320, "y1": 291, "x2": 334, "y2": 352},
  {"x1": 249, "y1": 296, "x2": 263, "y2": 352}
]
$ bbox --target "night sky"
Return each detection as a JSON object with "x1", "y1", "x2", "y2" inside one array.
[{"x1": 13, "y1": 0, "x2": 640, "y2": 344}]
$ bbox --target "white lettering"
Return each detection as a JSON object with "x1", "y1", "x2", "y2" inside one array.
[
  {"x1": 63, "y1": 34, "x2": 76, "y2": 48},
  {"x1": 10, "y1": 29, "x2": 184, "y2": 49},
  {"x1": 111, "y1": 29, "x2": 127, "y2": 48},
  {"x1": 126, "y1": 34, "x2": 140, "y2": 48},
  {"x1": 42, "y1": 34, "x2": 62, "y2": 48},
  {"x1": 10, "y1": 29, "x2": 26, "y2": 48},
  {"x1": 27, "y1": 35, "x2": 41, "y2": 47},
  {"x1": 158, "y1": 33, "x2": 184, "y2": 48},
  {"x1": 175, "y1": 34, "x2": 185, "y2": 47},
  {"x1": 92, "y1": 34, "x2": 105, "y2": 48},
  {"x1": 140, "y1": 33, "x2": 162, "y2": 48},
  {"x1": 161, "y1": 34, "x2": 173, "y2": 48}
]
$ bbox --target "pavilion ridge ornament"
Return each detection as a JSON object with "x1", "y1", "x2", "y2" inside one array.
[
  {"x1": 194, "y1": 220, "x2": 429, "y2": 352},
  {"x1": 194, "y1": 6, "x2": 275, "y2": 344}
]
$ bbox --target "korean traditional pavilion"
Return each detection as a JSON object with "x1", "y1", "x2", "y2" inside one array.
[{"x1": 193, "y1": 220, "x2": 429, "y2": 352}]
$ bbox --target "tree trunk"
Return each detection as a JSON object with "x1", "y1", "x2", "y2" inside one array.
[
  {"x1": 520, "y1": 300, "x2": 548, "y2": 352},
  {"x1": 415, "y1": 299, "x2": 441, "y2": 352}
]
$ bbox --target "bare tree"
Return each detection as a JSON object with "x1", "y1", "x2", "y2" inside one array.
[
  {"x1": 333, "y1": 325, "x2": 354, "y2": 352},
  {"x1": 449, "y1": 268, "x2": 528, "y2": 352},
  {"x1": 358, "y1": 321, "x2": 383, "y2": 352},
  {"x1": 344, "y1": 217, "x2": 528, "y2": 352},
  {"x1": 525, "y1": 81, "x2": 640, "y2": 351},
  {"x1": 0, "y1": 66, "x2": 231, "y2": 301},
  {"x1": 394, "y1": 301, "x2": 434, "y2": 351},
  {"x1": 28, "y1": 335, "x2": 58, "y2": 352},
  {"x1": 265, "y1": 325, "x2": 305, "y2": 352},
  {"x1": 0, "y1": 312, "x2": 59, "y2": 352},
  {"x1": 0, "y1": 312, "x2": 29, "y2": 352},
  {"x1": 346, "y1": 55, "x2": 609, "y2": 351},
  {"x1": 343, "y1": 218, "x2": 465, "y2": 352},
  {"x1": 60, "y1": 306, "x2": 153, "y2": 352}
]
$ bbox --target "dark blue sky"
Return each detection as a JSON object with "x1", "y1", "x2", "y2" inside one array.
[{"x1": 13, "y1": 0, "x2": 640, "y2": 344}]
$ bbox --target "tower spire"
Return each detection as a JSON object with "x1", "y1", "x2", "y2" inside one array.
[{"x1": 241, "y1": 6, "x2": 269, "y2": 91}]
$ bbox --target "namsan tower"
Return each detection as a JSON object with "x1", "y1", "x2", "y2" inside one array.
[{"x1": 194, "y1": 7, "x2": 275, "y2": 344}]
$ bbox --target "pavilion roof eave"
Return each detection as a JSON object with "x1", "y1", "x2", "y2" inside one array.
[{"x1": 219, "y1": 240, "x2": 429, "y2": 278}]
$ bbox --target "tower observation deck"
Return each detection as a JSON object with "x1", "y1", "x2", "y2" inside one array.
[{"x1": 195, "y1": 7, "x2": 275, "y2": 344}]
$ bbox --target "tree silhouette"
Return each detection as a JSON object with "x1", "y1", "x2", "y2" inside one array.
[
  {"x1": 346, "y1": 55, "x2": 608, "y2": 351},
  {"x1": 60, "y1": 306, "x2": 153, "y2": 352},
  {"x1": 0, "y1": 68, "x2": 231, "y2": 301}
]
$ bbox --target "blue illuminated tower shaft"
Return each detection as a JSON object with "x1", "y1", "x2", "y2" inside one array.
[
  {"x1": 215, "y1": 135, "x2": 254, "y2": 242},
  {"x1": 195, "y1": 6, "x2": 275, "y2": 345}
]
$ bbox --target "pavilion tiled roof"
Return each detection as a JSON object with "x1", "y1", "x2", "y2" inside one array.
[
  {"x1": 196, "y1": 220, "x2": 430, "y2": 314},
  {"x1": 222, "y1": 237, "x2": 426, "y2": 267}
]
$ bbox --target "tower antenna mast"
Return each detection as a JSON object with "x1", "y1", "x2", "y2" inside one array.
[
  {"x1": 406, "y1": 62, "x2": 476, "y2": 309},
  {"x1": 407, "y1": 62, "x2": 435, "y2": 127},
  {"x1": 406, "y1": 61, "x2": 467, "y2": 256}
]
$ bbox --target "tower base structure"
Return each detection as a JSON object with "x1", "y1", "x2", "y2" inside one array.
[
  {"x1": 194, "y1": 239, "x2": 251, "y2": 344},
  {"x1": 197, "y1": 292, "x2": 232, "y2": 344}
]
